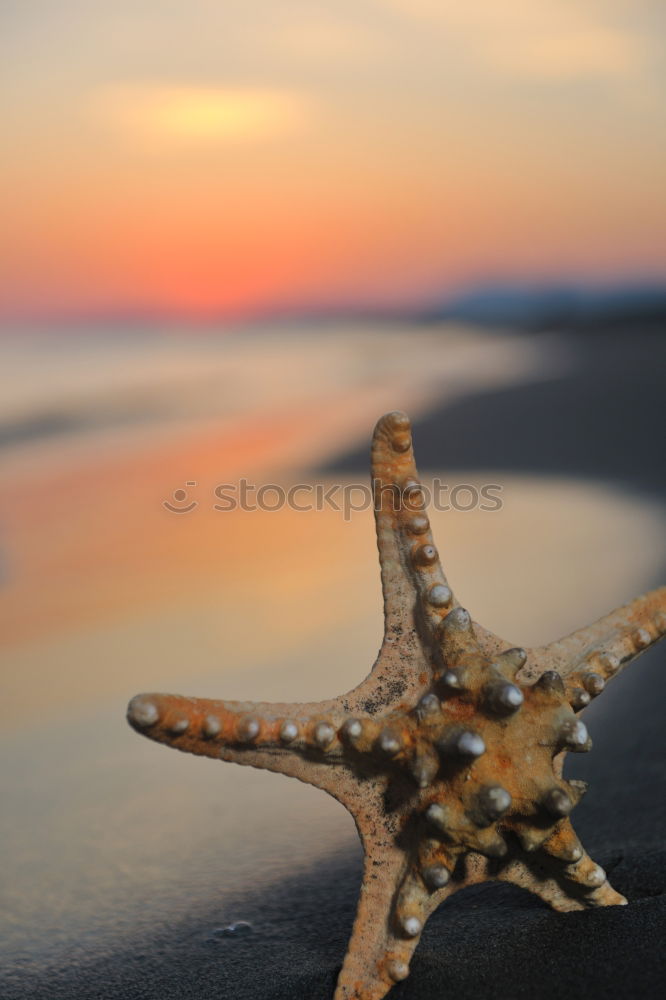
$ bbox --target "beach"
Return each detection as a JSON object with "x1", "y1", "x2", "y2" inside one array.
[{"x1": 1, "y1": 321, "x2": 664, "y2": 1000}]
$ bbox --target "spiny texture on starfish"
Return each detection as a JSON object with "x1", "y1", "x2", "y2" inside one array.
[{"x1": 128, "y1": 411, "x2": 666, "y2": 1000}]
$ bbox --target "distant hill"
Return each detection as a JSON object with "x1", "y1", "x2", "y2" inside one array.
[{"x1": 419, "y1": 282, "x2": 666, "y2": 330}]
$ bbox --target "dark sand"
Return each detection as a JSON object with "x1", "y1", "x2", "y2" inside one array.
[
  {"x1": 2, "y1": 326, "x2": 665, "y2": 1000},
  {"x1": 327, "y1": 327, "x2": 666, "y2": 500}
]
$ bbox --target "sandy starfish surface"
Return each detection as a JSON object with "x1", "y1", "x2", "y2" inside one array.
[{"x1": 128, "y1": 411, "x2": 666, "y2": 1000}]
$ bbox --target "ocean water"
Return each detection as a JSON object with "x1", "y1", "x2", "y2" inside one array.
[{"x1": 0, "y1": 320, "x2": 569, "y2": 463}]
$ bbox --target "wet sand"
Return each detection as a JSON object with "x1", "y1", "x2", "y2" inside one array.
[{"x1": 1, "y1": 324, "x2": 665, "y2": 1000}]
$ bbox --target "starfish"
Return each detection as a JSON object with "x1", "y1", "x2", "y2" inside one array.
[{"x1": 128, "y1": 411, "x2": 666, "y2": 1000}]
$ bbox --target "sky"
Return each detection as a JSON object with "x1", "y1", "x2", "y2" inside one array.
[{"x1": 1, "y1": 0, "x2": 665, "y2": 322}]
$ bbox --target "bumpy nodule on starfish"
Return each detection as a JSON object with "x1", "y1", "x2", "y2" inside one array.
[{"x1": 128, "y1": 411, "x2": 666, "y2": 1000}]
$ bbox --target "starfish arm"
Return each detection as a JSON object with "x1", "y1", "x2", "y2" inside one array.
[
  {"x1": 333, "y1": 812, "x2": 454, "y2": 1000},
  {"x1": 505, "y1": 819, "x2": 628, "y2": 909},
  {"x1": 497, "y1": 854, "x2": 627, "y2": 913},
  {"x1": 332, "y1": 411, "x2": 452, "y2": 716},
  {"x1": 333, "y1": 835, "x2": 409, "y2": 1000},
  {"x1": 463, "y1": 831, "x2": 627, "y2": 912},
  {"x1": 356, "y1": 412, "x2": 515, "y2": 711},
  {"x1": 370, "y1": 411, "x2": 455, "y2": 637},
  {"x1": 126, "y1": 691, "x2": 361, "y2": 784},
  {"x1": 522, "y1": 587, "x2": 666, "y2": 697}
]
